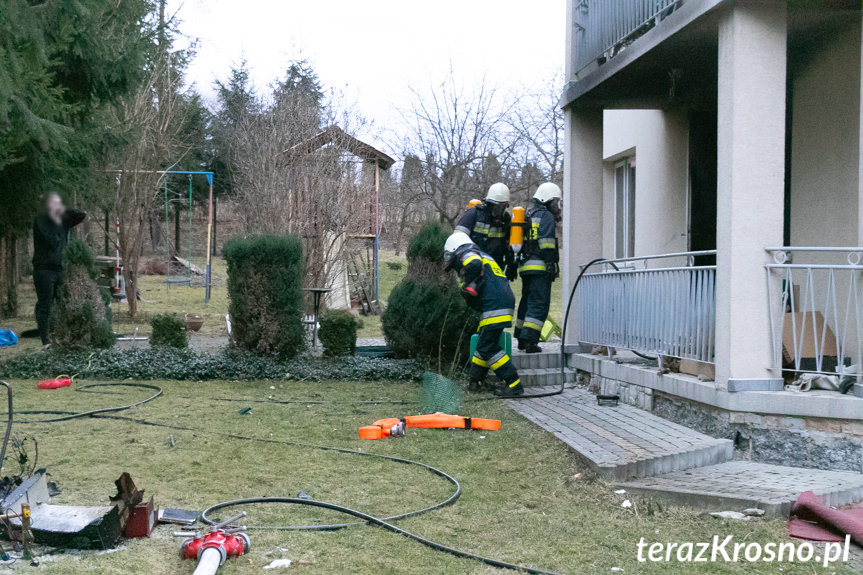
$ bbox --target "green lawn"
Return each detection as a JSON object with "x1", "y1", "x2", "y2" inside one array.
[{"x1": 0, "y1": 378, "x2": 840, "y2": 575}]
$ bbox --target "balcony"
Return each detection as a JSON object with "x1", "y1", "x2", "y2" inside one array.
[
  {"x1": 572, "y1": 0, "x2": 686, "y2": 76},
  {"x1": 578, "y1": 250, "x2": 716, "y2": 364}
]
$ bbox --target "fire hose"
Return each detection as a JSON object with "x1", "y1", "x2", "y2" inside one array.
[{"x1": 7, "y1": 383, "x2": 561, "y2": 574}]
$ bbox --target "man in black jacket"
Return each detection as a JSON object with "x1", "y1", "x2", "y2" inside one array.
[
  {"x1": 515, "y1": 183, "x2": 562, "y2": 353},
  {"x1": 32, "y1": 192, "x2": 87, "y2": 349},
  {"x1": 455, "y1": 183, "x2": 517, "y2": 280}
]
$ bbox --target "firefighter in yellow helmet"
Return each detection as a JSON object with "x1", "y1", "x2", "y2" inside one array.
[
  {"x1": 515, "y1": 183, "x2": 562, "y2": 353},
  {"x1": 445, "y1": 231, "x2": 523, "y2": 397}
]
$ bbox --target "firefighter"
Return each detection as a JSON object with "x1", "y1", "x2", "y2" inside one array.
[
  {"x1": 455, "y1": 183, "x2": 517, "y2": 280},
  {"x1": 444, "y1": 231, "x2": 524, "y2": 397},
  {"x1": 515, "y1": 183, "x2": 562, "y2": 353}
]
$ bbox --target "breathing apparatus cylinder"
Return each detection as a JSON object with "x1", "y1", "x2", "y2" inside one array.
[
  {"x1": 468, "y1": 199, "x2": 482, "y2": 209},
  {"x1": 510, "y1": 206, "x2": 525, "y2": 254}
]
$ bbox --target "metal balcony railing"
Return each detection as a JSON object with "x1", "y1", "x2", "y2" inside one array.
[
  {"x1": 765, "y1": 247, "x2": 863, "y2": 384},
  {"x1": 573, "y1": 0, "x2": 684, "y2": 75},
  {"x1": 579, "y1": 250, "x2": 716, "y2": 363}
]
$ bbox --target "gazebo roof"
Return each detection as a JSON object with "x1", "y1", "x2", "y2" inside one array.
[{"x1": 283, "y1": 126, "x2": 395, "y2": 170}]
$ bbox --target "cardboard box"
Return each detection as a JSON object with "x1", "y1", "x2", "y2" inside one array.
[
  {"x1": 679, "y1": 359, "x2": 715, "y2": 380},
  {"x1": 781, "y1": 311, "x2": 837, "y2": 362}
]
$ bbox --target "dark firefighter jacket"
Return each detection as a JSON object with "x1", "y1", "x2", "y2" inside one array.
[
  {"x1": 455, "y1": 246, "x2": 515, "y2": 330},
  {"x1": 518, "y1": 204, "x2": 558, "y2": 275}
]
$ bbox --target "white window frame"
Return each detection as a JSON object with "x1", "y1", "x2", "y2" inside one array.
[{"x1": 614, "y1": 157, "x2": 636, "y2": 259}]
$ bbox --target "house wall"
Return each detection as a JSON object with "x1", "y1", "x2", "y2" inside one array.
[
  {"x1": 790, "y1": 20, "x2": 862, "y2": 250},
  {"x1": 787, "y1": 20, "x2": 862, "y2": 366},
  {"x1": 601, "y1": 110, "x2": 690, "y2": 261}
]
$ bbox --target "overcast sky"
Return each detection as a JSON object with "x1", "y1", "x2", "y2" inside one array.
[{"x1": 168, "y1": 0, "x2": 565, "y2": 152}]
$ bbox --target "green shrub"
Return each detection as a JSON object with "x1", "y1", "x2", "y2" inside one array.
[
  {"x1": 150, "y1": 313, "x2": 188, "y2": 348},
  {"x1": 385, "y1": 261, "x2": 403, "y2": 271},
  {"x1": 223, "y1": 234, "x2": 305, "y2": 359},
  {"x1": 406, "y1": 220, "x2": 450, "y2": 264},
  {"x1": 52, "y1": 240, "x2": 114, "y2": 353},
  {"x1": 382, "y1": 222, "x2": 477, "y2": 368},
  {"x1": 0, "y1": 348, "x2": 423, "y2": 382},
  {"x1": 318, "y1": 310, "x2": 362, "y2": 357}
]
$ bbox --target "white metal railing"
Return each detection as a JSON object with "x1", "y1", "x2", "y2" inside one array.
[
  {"x1": 765, "y1": 247, "x2": 863, "y2": 381},
  {"x1": 573, "y1": 0, "x2": 684, "y2": 75},
  {"x1": 579, "y1": 251, "x2": 716, "y2": 363}
]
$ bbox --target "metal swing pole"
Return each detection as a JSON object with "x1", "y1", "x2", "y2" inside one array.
[
  {"x1": 187, "y1": 174, "x2": 193, "y2": 285},
  {"x1": 205, "y1": 174, "x2": 214, "y2": 303}
]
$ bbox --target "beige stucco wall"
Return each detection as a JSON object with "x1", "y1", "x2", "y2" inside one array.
[
  {"x1": 786, "y1": 19, "x2": 862, "y2": 366},
  {"x1": 601, "y1": 110, "x2": 690, "y2": 261},
  {"x1": 790, "y1": 20, "x2": 862, "y2": 250}
]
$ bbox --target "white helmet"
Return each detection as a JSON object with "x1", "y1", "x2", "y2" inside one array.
[
  {"x1": 534, "y1": 182, "x2": 562, "y2": 203},
  {"x1": 444, "y1": 231, "x2": 474, "y2": 257},
  {"x1": 485, "y1": 183, "x2": 510, "y2": 204}
]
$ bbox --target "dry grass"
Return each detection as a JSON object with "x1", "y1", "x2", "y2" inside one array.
[{"x1": 0, "y1": 378, "x2": 843, "y2": 575}]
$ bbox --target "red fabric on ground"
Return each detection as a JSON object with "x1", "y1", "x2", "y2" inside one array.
[{"x1": 789, "y1": 491, "x2": 863, "y2": 545}]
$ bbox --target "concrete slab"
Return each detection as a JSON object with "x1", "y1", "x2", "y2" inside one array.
[
  {"x1": 618, "y1": 461, "x2": 863, "y2": 517},
  {"x1": 508, "y1": 388, "x2": 733, "y2": 481}
]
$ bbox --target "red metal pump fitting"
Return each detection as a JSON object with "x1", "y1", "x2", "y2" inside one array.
[
  {"x1": 179, "y1": 529, "x2": 250, "y2": 564},
  {"x1": 175, "y1": 511, "x2": 250, "y2": 569}
]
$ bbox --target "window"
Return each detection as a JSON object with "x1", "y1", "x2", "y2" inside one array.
[{"x1": 614, "y1": 157, "x2": 636, "y2": 259}]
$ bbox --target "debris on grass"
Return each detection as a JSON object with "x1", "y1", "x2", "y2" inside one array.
[
  {"x1": 710, "y1": 511, "x2": 751, "y2": 521},
  {"x1": 614, "y1": 489, "x2": 626, "y2": 494},
  {"x1": 620, "y1": 500, "x2": 632, "y2": 509},
  {"x1": 743, "y1": 508, "x2": 765, "y2": 517},
  {"x1": 264, "y1": 558, "x2": 292, "y2": 569}
]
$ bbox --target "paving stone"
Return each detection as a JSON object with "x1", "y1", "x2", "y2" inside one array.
[
  {"x1": 618, "y1": 461, "x2": 863, "y2": 517},
  {"x1": 508, "y1": 388, "x2": 733, "y2": 481}
]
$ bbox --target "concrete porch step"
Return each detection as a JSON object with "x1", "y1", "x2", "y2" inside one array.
[
  {"x1": 516, "y1": 368, "x2": 578, "y2": 388},
  {"x1": 618, "y1": 461, "x2": 863, "y2": 517},
  {"x1": 510, "y1": 343, "x2": 564, "y2": 370},
  {"x1": 509, "y1": 388, "x2": 733, "y2": 482}
]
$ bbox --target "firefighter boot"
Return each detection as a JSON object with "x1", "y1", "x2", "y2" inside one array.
[
  {"x1": 525, "y1": 341, "x2": 542, "y2": 354},
  {"x1": 468, "y1": 380, "x2": 482, "y2": 393},
  {"x1": 495, "y1": 378, "x2": 524, "y2": 398}
]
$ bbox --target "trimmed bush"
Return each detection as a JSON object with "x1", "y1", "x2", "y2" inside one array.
[
  {"x1": 406, "y1": 220, "x2": 450, "y2": 264},
  {"x1": 382, "y1": 222, "x2": 477, "y2": 367},
  {"x1": 52, "y1": 240, "x2": 114, "y2": 353},
  {"x1": 0, "y1": 348, "x2": 423, "y2": 382},
  {"x1": 319, "y1": 310, "x2": 362, "y2": 357},
  {"x1": 223, "y1": 234, "x2": 305, "y2": 359},
  {"x1": 150, "y1": 313, "x2": 188, "y2": 348}
]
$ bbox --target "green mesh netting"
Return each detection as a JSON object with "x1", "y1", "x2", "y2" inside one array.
[{"x1": 420, "y1": 371, "x2": 462, "y2": 414}]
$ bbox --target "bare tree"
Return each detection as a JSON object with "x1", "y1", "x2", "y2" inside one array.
[
  {"x1": 508, "y1": 70, "x2": 565, "y2": 193},
  {"x1": 105, "y1": 52, "x2": 193, "y2": 317},
  {"x1": 399, "y1": 70, "x2": 518, "y2": 226}
]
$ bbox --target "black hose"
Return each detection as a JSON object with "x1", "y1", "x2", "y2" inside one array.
[
  {"x1": 558, "y1": 258, "x2": 618, "y2": 393},
  {"x1": 202, "y1": 497, "x2": 559, "y2": 575},
  {"x1": 12, "y1": 385, "x2": 562, "y2": 573},
  {"x1": 13, "y1": 383, "x2": 162, "y2": 423},
  {"x1": 0, "y1": 382, "x2": 12, "y2": 476}
]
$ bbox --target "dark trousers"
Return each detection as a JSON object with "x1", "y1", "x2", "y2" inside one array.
[
  {"x1": 515, "y1": 273, "x2": 552, "y2": 344},
  {"x1": 469, "y1": 326, "x2": 519, "y2": 385},
  {"x1": 34, "y1": 268, "x2": 63, "y2": 345}
]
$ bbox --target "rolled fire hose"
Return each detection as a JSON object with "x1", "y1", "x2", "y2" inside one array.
[{"x1": 192, "y1": 548, "x2": 222, "y2": 575}]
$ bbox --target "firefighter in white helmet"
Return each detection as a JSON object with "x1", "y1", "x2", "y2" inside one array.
[
  {"x1": 515, "y1": 182, "x2": 562, "y2": 353},
  {"x1": 455, "y1": 183, "x2": 517, "y2": 280},
  {"x1": 444, "y1": 231, "x2": 523, "y2": 397}
]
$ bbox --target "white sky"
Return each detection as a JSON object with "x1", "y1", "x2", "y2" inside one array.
[{"x1": 168, "y1": 0, "x2": 565, "y2": 153}]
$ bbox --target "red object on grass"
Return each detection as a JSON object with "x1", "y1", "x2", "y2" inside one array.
[
  {"x1": 790, "y1": 490, "x2": 863, "y2": 546},
  {"x1": 37, "y1": 378, "x2": 71, "y2": 390}
]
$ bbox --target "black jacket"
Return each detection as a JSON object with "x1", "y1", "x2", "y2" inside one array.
[
  {"x1": 455, "y1": 204, "x2": 511, "y2": 266},
  {"x1": 454, "y1": 246, "x2": 515, "y2": 329},
  {"x1": 32, "y1": 209, "x2": 87, "y2": 271},
  {"x1": 518, "y1": 204, "x2": 558, "y2": 275}
]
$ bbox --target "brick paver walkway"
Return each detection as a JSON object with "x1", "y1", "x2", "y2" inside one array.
[
  {"x1": 509, "y1": 388, "x2": 732, "y2": 481},
  {"x1": 619, "y1": 461, "x2": 863, "y2": 516}
]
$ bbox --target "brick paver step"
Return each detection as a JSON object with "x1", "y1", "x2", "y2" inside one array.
[
  {"x1": 508, "y1": 387, "x2": 733, "y2": 481},
  {"x1": 618, "y1": 461, "x2": 863, "y2": 517}
]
